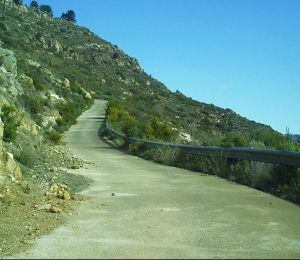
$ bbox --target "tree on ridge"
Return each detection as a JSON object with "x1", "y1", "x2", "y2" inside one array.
[
  {"x1": 61, "y1": 10, "x2": 76, "y2": 23},
  {"x1": 39, "y1": 4, "x2": 53, "y2": 17},
  {"x1": 30, "y1": 0, "x2": 39, "y2": 9}
]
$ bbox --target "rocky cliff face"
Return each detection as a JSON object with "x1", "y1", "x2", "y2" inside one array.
[
  {"x1": 0, "y1": 3, "x2": 22, "y2": 186},
  {"x1": 0, "y1": 47, "x2": 23, "y2": 97}
]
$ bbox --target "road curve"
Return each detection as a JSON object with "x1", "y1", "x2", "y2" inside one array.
[{"x1": 15, "y1": 100, "x2": 300, "y2": 259}]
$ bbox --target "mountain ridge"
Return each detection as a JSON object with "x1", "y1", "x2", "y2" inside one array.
[{"x1": 2, "y1": 3, "x2": 300, "y2": 147}]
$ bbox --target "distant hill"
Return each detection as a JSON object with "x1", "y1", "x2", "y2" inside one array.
[{"x1": 288, "y1": 134, "x2": 300, "y2": 143}]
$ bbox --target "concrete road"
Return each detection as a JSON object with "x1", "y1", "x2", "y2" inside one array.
[{"x1": 15, "y1": 100, "x2": 300, "y2": 259}]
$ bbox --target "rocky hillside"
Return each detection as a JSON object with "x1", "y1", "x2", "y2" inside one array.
[
  {"x1": 0, "y1": 0, "x2": 298, "y2": 162},
  {"x1": 0, "y1": 1, "x2": 298, "y2": 179}
]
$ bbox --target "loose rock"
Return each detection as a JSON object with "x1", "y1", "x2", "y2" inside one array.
[{"x1": 50, "y1": 205, "x2": 62, "y2": 213}]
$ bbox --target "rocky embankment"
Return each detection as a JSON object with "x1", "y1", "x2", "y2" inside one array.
[
  {"x1": 0, "y1": 118, "x2": 22, "y2": 198},
  {"x1": 0, "y1": 18, "x2": 94, "y2": 256},
  {"x1": 0, "y1": 117, "x2": 91, "y2": 257}
]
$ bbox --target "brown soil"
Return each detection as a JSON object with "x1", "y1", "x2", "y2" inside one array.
[{"x1": 0, "y1": 141, "x2": 92, "y2": 258}]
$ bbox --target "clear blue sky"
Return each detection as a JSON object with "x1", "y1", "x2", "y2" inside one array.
[{"x1": 24, "y1": 0, "x2": 300, "y2": 134}]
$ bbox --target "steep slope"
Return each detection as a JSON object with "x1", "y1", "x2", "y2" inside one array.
[{"x1": 1, "y1": 2, "x2": 295, "y2": 152}]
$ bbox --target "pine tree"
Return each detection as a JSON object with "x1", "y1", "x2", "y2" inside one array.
[
  {"x1": 30, "y1": 1, "x2": 39, "y2": 9},
  {"x1": 13, "y1": 0, "x2": 22, "y2": 5},
  {"x1": 61, "y1": 10, "x2": 76, "y2": 23},
  {"x1": 39, "y1": 5, "x2": 53, "y2": 17}
]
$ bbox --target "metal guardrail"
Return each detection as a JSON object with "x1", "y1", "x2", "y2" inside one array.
[{"x1": 104, "y1": 121, "x2": 300, "y2": 167}]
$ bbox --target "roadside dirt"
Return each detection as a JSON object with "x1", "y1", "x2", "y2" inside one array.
[{"x1": 0, "y1": 141, "x2": 92, "y2": 258}]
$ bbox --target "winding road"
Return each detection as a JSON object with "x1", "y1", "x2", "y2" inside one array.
[{"x1": 16, "y1": 100, "x2": 300, "y2": 259}]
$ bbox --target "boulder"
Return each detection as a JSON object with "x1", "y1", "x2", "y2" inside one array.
[
  {"x1": 5, "y1": 152, "x2": 22, "y2": 179},
  {"x1": 85, "y1": 92, "x2": 92, "y2": 99},
  {"x1": 179, "y1": 132, "x2": 192, "y2": 143},
  {"x1": 49, "y1": 92, "x2": 64, "y2": 102},
  {"x1": 19, "y1": 115, "x2": 38, "y2": 135},
  {"x1": 50, "y1": 205, "x2": 62, "y2": 213},
  {"x1": 51, "y1": 40, "x2": 62, "y2": 53},
  {"x1": 50, "y1": 183, "x2": 59, "y2": 193},
  {"x1": 80, "y1": 87, "x2": 92, "y2": 99},
  {"x1": 42, "y1": 116, "x2": 57, "y2": 129},
  {"x1": 0, "y1": 117, "x2": 22, "y2": 180},
  {"x1": 0, "y1": 47, "x2": 23, "y2": 96},
  {"x1": 62, "y1": 191, "x2": 71, "y2": 200},
  {"x1": 63, "y1": 78, "x2": 70, "y2": 88},
  {"x1": 28, "y1": 59, "x2": 41, "y2": 68}
]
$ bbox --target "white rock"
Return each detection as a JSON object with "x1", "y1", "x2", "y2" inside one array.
[{"x1": 179, "y1": 132, "x2": 192, "y2": 143}]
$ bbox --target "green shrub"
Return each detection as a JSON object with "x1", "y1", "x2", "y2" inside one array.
[
  {"x1": 249, "y1": 140, "x2": 266, "y2": 149},
  {"x1": 112, "y1": 52, "x2": 120, "y2": 59},
  {"x1": 22, "y1": 94, "x2": 42, "y2": 114},
  {"x1": 278, "y1": 181, "x2": 300, "y2": 203},
  {"x1": 128, "y1": 142, "x2": 145, "y2": 155},
  {"x1": 122, "y1": 114, "x2": 139, "y2": 137},
  {"x1": 278, "y1": 140, "x2": 300, "y2": 152},
  {"x1": 16, "y1": 146, "x2": 35, "y2": 167},
  {"x1": 0, "y1": 22, "x2": 8, "y2": 32},
  {"x1": 270, "y1": 165, "x2": 297, "y2": 187},
  {"x1": 252, "y1": 173, "x2": 274, "y2": 192},
  {"x1": 20, "y1": 66, "x2": 49, "y2": 92},
  {"x1": 33, "y1": 77, "x2": 47, "y2": 91},
  {"x1": 229, "y1": 160, "x2": 251, "y2": 185},
  {"x1": 175, "y1": 153, "x2": 218, "y2": 175},
  {"x1": 1, "y1": 104, "x2": 20, "y2": 141},
  {"x1": 57, "y1": 101, "x2": 81, "y2": 128},
  {"x1": 221, "y1": 132, "x2": 249, "y2": 147},
  {"x1": 21, "y1": 75, "x2": 34, "y2": 89},
  {"x1": 144, "y1": 116, "x2": 177, "y2": 142},
  {"x1": 46, "y1": 130, "x2": 62, "y2": 144},
  {"x1": 31, "y1": 113, "x2": 43, "y2": 127},
  {"x1": 250, "y1": 129, "x2": 287, "y2": 150}
]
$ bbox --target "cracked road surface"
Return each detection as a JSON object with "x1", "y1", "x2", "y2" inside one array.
[{"x1": 15, "y1": 100, "x2": 300, "y2": 259}]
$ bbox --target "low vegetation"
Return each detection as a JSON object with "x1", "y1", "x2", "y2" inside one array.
[
  {"x1": 46, "y1": 130, "x2": 62, "y2": 144},
  {"x1": 105, "y1": 99, "x2": 300, "y2": 204},
  {"x1": 1, "y1": 104, "x2": 20, "y2": 141},
  {"x1": 107, "y1": 98, "x2": 300, "y2": 151},
  {"x1": 107, "y1": 98, "x2": 178, "y2": 142}
]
